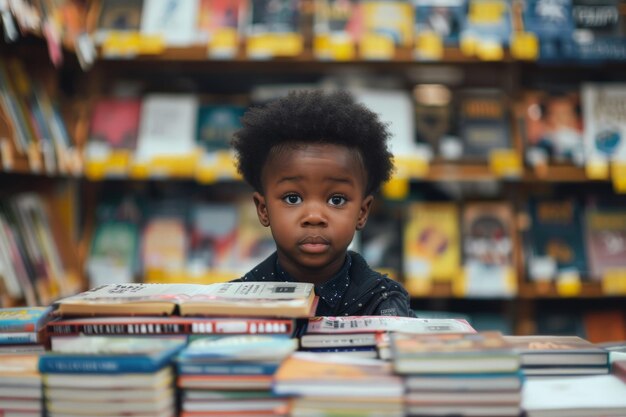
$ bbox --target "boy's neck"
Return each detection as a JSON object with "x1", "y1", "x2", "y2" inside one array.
[{"x1": 276, "y1": 252, "x2": 350, "y2": 287}]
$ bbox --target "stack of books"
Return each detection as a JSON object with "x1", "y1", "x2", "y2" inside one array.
[
  {"x1": 504, "y1": 335, "x2": 610, "y2": 377},
  {"x1": 274, "y1": 352, "x2": 404, "y2": 417},
  {"x1": 39, "y1": 336, "x2": 185, "y2": 417},
  {"x1": 0, "y1": 306, "x2": 50, "y2": 354},
  {"x1": 177, "y1": 335, "x2": 298, "y2": 417},
  {"x1": 0, "y1": 353, "x2": 42, "y2": 417},
  {"x1": 300, "y1": 316, "x2": 476, "y2": 359},
  {"x1": 390, "y1": 331, "x2": 523, "y2": 417}
]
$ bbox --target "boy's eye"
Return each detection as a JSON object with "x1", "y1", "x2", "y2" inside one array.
[
  {"x1": 328, "y1": 195, "x2": 347, "y2": 206},
  {"x1": 283, "y1": 194, "x2": 302, "y2": 205}
]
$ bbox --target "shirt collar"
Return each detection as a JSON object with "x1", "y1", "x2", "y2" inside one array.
[{"x1": 275, "y1": 253, "x2": 352, "y2": 309}]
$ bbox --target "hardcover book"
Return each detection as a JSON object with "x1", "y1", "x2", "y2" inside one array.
[
  {"x1": 88, "y1": 98, "x2": 142, "y2": 151},
  {"x1": 585, "y1": 207, "x2": 626, "y2": 281},
  {"x1": 519, "y1": 91, "x2": 584, "y2": 165},
  {"x1": 313, "y1": 0, "x2": 363, "y2": 59},
  {"x1": 458, "y1": 89, "x2": 511, "y2": 159},
  {"x1": 568, "y1": 0, "x2": 626, "y2": 61},
  {"x1": 179, "y1": 334, "x2": 297, "y2": 362},
  {"x1": 362, "y1": 1, "x2": 414, "y2": 47},
  {"x1": 196, "y1": 104, "x2": 245, "y2": 153},
  {"x1": 521, "y1": 0, "x2": 574, "y2": 59},
  {"x1": 140, "y1": 0, "x2": 198, "y2": 46},
  {"x1": 197, "y1": 0, "x2": 246, "y2": 43},
  {"x1": 462, "y1": 202, "x2": 516, "y2": 297},
  {"x1": 582, "y1": 83, "x2": 626, "y2": 164},
  {"x1": 390, "y1": 331, "x2": 520, "y2": 374},
  {"x1": 404, "y1": 202, "x2": 460, "y2": 291},
  {"x1": 413, "y1": 0, "x2": 466, "y2": 45},
  {"x1": 526, "y1": 199, "x2": 587, "y2": 280},
  {"x1": 247, "y1": 0, "x2": 300, "y2": 35},
  {"x1": 413, "y1": 84, "x2": 459, "y2": 158},
  {"x1": 502, "y1": 335, "x2": 609, "y2": 366},
  {"x1": 94, "y1": 0, "x2": 144, "y2": 43},
  {"x1": 39, "y1": 336, "x2": 186, "y2": 374},
  {"x1": 53, "y1": 282, "x2": 317, "y2": 318}
]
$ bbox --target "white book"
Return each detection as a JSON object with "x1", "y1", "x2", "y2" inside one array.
[
  {"x1": 522, "y1": 375, "x2": 626, "y2": 417},
  {"x1": 140, "y1": 0, "x2": 198, "y2": 46},
  {"x1": 582, "y1": 83, "x2": 626, "y2": 164},
  {"x1": 305, "y1": 316, "x2": 475, "y2": 334},
  {"x1": 136, "y1": 94, "x2": 198, "y2": 161}
]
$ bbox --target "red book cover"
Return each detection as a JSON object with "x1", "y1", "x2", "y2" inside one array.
[{"x1": 89, "y1": 98, "x2": 142, "y2": 150}]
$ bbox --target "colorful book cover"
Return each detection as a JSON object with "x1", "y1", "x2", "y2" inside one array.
[
  {"x1": 527, "y1": 199, "x2": 587, "y2": 280},
  {"x1": 39, "y1": 336, "x2": 186, "y2": 374},
  {"x1": 413, "y1": 0, "x2": 466, "y2": 45},
  {"x1": 404, "y1": 202, "x2": 460, "y2": 286},
  {"x1": 459, "y1": 89, "x2": 511, "y2": 159},
  {"x1": 362, "y1": 1, "x2": 414, "y2": 47},
  {"x1": 585, "y1": 207, "x2": 626, "y2": 281},
  {"x1": 462, "y1": 202, "x2": 516, "y2": 297},
  {"x1": 188, "y1": 203, "x2": 239, "y2": 273},
  {"x1": 461, "y1": 0, "x2": 512, "y2": 50},
  {"x1": 247, "y1": 0, "x2": 300, "y2": 35},
  {"x1": 314, "y1": 0, "x2": 363, "y2": 39},
  {"x1": 520, "y1": 90, "x2": 584, "y2": 165},
  {"x1": 196, "y1": 104, "x2": 245, "y2": 153},
  {"x1": 198, "y1": 0, "x2": 246, "y2": 41},
  {"x1": 0, "y1": 306, "x2": 51, "y2": 332},
  {"x1": 88, "y1": 98, "x2": 142, "y2": 150},
  {"x1": 582, "y1": 83, "x2": 626, "y2": 164}
]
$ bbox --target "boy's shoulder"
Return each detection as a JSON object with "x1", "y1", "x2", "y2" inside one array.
[{"x1": 346, "y1": 251, "x2": 410, "y2": 300}]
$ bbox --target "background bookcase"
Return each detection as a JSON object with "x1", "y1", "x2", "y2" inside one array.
[{"x1": 1, "y1": 0, "x2": 626, "y2": 341}]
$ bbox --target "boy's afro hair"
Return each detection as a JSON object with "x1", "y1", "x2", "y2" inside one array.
[{"x1": 232, "y1": 89, "x2": 395, "y2": 195}]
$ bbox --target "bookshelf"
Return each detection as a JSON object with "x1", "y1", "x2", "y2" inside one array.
[{"x1": 1, "y1": 1, "x2": 626, "y2": 341}]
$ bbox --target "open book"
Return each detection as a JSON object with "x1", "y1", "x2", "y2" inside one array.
[{"x1": 53, "y1": 282, "x2": 316, "y2": 318}]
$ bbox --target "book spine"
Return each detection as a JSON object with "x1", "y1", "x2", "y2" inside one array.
[
  {"x1": 0, "y1": 332, "x2": 38, "y2": 344},
  {"x1": 177, "y1": 362, "x2": 279, "y2": 376},
  {"x1": 47, "y1": 322, "x2": 184, "y2": 336},
  {"x1": 38, "y1": 356, "x2": 165, "y2": 374},
  {"x1": 0, "y1": 322, "x2": 36, "y2": 333}
]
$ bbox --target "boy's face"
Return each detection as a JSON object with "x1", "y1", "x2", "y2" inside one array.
[{"x1": 253, "y1": 143, "x2": 373, "y2": 283}]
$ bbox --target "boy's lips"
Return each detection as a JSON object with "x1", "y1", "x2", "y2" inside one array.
[{"x1": 298, "y1": 236, "x2": 330, "y2": 253}]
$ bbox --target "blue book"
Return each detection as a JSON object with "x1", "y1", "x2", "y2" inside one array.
[
  {"x1": 0, "y1": 306, "x2": 51, "y2": 333},
  {"x1": 39, "y1": 336, "x2": 185, "y2": 374},
  {"x1": 0, "y1": 332, "x2": 39, "y2": 344},
  {"x1": 521, "y1": 0, "x2": 575, "y2": 60},
  {"x1": 179, "y1": 335, "x2": 297, "y2": 362},
  {"x1": 177, "y1": 361, "x2": 280, "y2": 376},
  {"x1": 527, "y1": 199, "x2": 587, "y2": 280}
]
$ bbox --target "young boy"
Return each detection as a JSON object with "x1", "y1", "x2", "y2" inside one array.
[{"x1": 231, "y1": 89, "x2": 414, "y2": 317}]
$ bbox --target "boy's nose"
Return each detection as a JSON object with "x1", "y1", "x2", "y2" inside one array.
[{"x1": 301, "y1": 204, "x2": 327, "y2": 227}]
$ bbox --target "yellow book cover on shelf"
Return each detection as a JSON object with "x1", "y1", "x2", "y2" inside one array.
[{"x1": 404, "y1": 203, "x2": 460, "y2": 295}]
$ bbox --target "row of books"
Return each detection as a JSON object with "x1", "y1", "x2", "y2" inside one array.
[
  {"x1": 83, "y1": 191, "x2": 626, "y2": 291},
  {"x1": 1, "y1": 295, "x2": 626, "y2": 417},
  {"x1": 10, "y1": 0, "x2": 623, "y2": 63},
  {"x1": 0, "y1": 193, "x2": 79, "y2": 309},
  {"x1": 80, "y1": 83, "x2": 626, "y2": 181}
]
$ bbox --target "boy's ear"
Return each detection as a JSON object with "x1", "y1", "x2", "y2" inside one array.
[
  {"x1": 253, "y1": 192, "x2": 270, "y2": 227},
  {"x1": 356, "y1": 195, "x2": 374, "y2": 230}
]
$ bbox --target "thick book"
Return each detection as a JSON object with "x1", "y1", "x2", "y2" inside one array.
[
  {"x1": 46, "y1": 316, "x2": 296, "y2": 337},
  {"x1": 391, "y1": 331, "x2": 520, "y2": 374},
  {"x1": 0, "y1": 306, "x2": 51, "y2": 332},
  {"x1": 54, "y1": 282, "x2": 316, "y2": 318},
  {"x1": 38, "y1": 336, "x2": 185, "y2": 374},
  {"x1": 503, "y1": 335, "x2": 609, "y2": 367}
]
